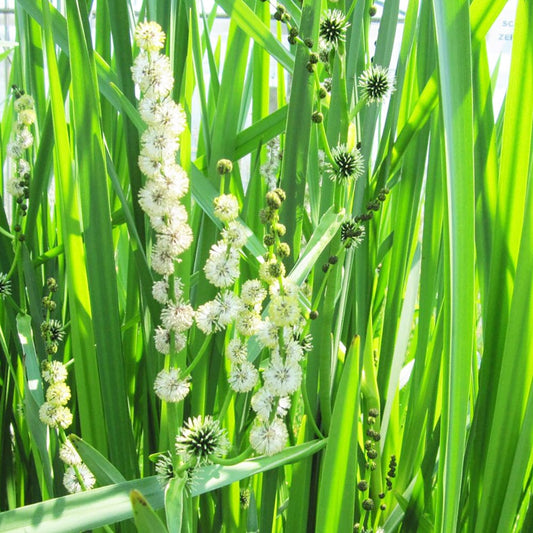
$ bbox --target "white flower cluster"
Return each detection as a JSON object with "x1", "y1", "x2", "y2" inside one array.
[
  {"x1": 246, "y1": 188, "x2": 313, "y2": 456},
  {"x1": 203, "y1": 194, "x2": 248, "y2": 289},
  {"x1": 39, "y1": 360, "x2": 73, "y2": 430},
  {"x1": 132, "y1": 22, "x2": 194, "y2": 403},
  {"x1": 6, "y1": 93, "x2": 36, "y2": 198},
  {"x1": 260, "y1": 138, "x2": 281, "y2": 190},
  {"x1": 59, "y1": 438, "x2": 96, "y2": 494},
  {"x1": 195, "y1": 194, "x2": 261, "y2": 394},
  {"x1": 248, "y1": 280, "x2": 312, "y2": 456}
]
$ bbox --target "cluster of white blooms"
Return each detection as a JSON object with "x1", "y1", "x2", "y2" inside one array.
[
  {"x1": 203, "y1": 194, "x2": 248, "y2": 289},
  {"x1": 59, "y1": 437, "x2": 96, "y2": 494},
  {"x1": 199, "y1": 188, "x2": 312, "y2": 457},
  {"x1": 196, "y1": 194, "x2": 261, "y2": 394},
  {"x1": 39, "y1": 360, "x2": 73, "y2": 430},
  {"x1": 260, "y1": 138, "x2": 281, "y2": 190},
  {"x1": 132, "y1": 22, "x2": 193, "y2": 403},
  {"x1": 6, "y1": 91, "x2": 36, "y2": 199},
  {"x1": 247, "y1": 189, "x2": 313, "y2": 456}
]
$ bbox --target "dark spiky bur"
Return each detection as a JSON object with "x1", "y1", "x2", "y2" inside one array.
[
  {"x1": 175, "y1": 415, "x2": 230, "y2": 465},
  {"x1": 319, "y1": 9, "x2": 349, "y2": 50},
  {"x1": 0, "y1": 273, "x2": 11, "y2": 299},
  {"x1": 341, "y1": 220, "x2": 365, "y2": 249},
  {"x1": 328, "y1": 144, "x2": 365, "y2": 182},
  {"x1": 358, "y1": 65, "x2": 396, "y2": 104},
  {"x1": 155, "y1": 452, "x2": 174, "y2": 487}
]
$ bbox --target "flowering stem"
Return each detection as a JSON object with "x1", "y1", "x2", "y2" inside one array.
[
  {"x1": 311, "y1": 245, "x2": 345, "y2": 311},
  {"x1": 209, "y1": 446, "x2": 252, "y2": 466},
  {"x1": 312, "y1": 70, "x2": 336, "y2": 167}
]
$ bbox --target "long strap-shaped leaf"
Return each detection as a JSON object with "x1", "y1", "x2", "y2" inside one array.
[
  {"x1": 432, "y1": 0, "x2": 475, "y2": 531},
  {"x1": 65, "y1": 0, "x2": 138, "y2": 479},
  {"x1": 40, "y1": 0, "x2": 108, "y2": 455},
  {"x1": 0, "y1": 440, "x2": 325, "y2": 532}
]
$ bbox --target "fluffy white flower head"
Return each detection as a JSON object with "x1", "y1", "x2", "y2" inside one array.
[
  {"x1": 154, "y1": 368, "x2": 191, "y2": 402},
  {"x1": 63, "y1": 464, "x2": 95, "y2": 494},
  {"x1": 228, "y1": 361, "x2": 259, "y2": 392},
  {"x1": 135, "y1": 21, "x2": 166, "y2": 52},
  {"x1": 213, "y1": 194, "x2": 239, "y2": 223},
  {"x1": 249, "y1": 418, "x2": 288, "y2": 456}
]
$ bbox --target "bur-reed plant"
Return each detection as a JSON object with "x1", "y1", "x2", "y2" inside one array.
[{"x1": 0, "y1": 0, "x2": 532, "y2": 532}]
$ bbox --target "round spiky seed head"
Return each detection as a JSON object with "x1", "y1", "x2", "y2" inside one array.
[
  {"x1": 368, "y1": 408, "x2": 379, "y2": 418},
  {"x1": 319, "y1": 9, "x2": 349, "y2": 49},
  {"x1": 312, "y1": 111, "x2": 323, "y2": 123},
  {"x1": 240, "y1": 489, "x2": 250, "y2": 509},
  {"x1": 266, "y1": 191, "x2": 282, "y2": 209},
  {"x1": 379, "y1": 492, "x2": 385, "y2": 499},
  {"x1": 378, "y1": 192, "x2": 387, "y2": 202},
  {"x1": 288, "y1": 35, "x2": 297, "y2": 45},
  {"x1": 175, "y1": 415, "x2": 229, "y2": 465},
  {"x1": 264, "y1": 234, "x2": 276, "y2": 247},
  {"x1": 304, "y1": 38, "x2": 313, "y2": 48},
  {"x1": 289, "y1": 27, "x2": 299, "y2": 38},
  {"x1": 322, "y1": 263, "x2": 329, "y2": 273},
  {"x1": 359, "y1": 65, "x2": 396, "y2": 104},
  {"x1": 216, "y1": 158, "x2": 233, "y2": 175},
  {"x1": 318, "y1": 86, "x2": 327, "y2": 99},
  {"x1": 380, "y1": 503, "x2": 387, "y2": 511},
  {"x1": 309, "y1": 52, "x2": 319, "y2": 64},
  {"x1": 357, "y1": 480, "x2": 369, "y2": 491},
  {"x1": 309, "y1": 310, "x2": 319, "y2": 320},
  {"x1": 14, "y1": 224, "x2": 21, "y2": 232},
  {"x1": 328, "y1": 255, "x2": 338, "y2": 265},
  {"x1": 47, "y1": 277, "x2": 58, "y2": 292},
  {"x1": 328, "y1": 145, "x2": 365, "y2": 182},
  {"x1": 365, "y1": 439, "x2": 373, "y2": 451},
  {"x1": 18, "y1": 234, "x2": 26, "y2": 242},
  {"x1": 362, "y1": 498, "x2": 375, "y2": 511},
  {"x1": 306, "y1": 62, "x2": 315, "y2": 73},
  {"x1": 0, "y1": 273, "x2": 12, "y2": 299},
  {"x1": 341, "y1": 220, "x2": 365, "y2": 249},
  {"x1": 369, "y1": 5, "x2": 377, "y2": 17}
]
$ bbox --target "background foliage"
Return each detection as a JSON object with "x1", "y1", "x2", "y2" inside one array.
[{"x1": 0, "y1": 0, "x2": 532, "y2": 531}]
